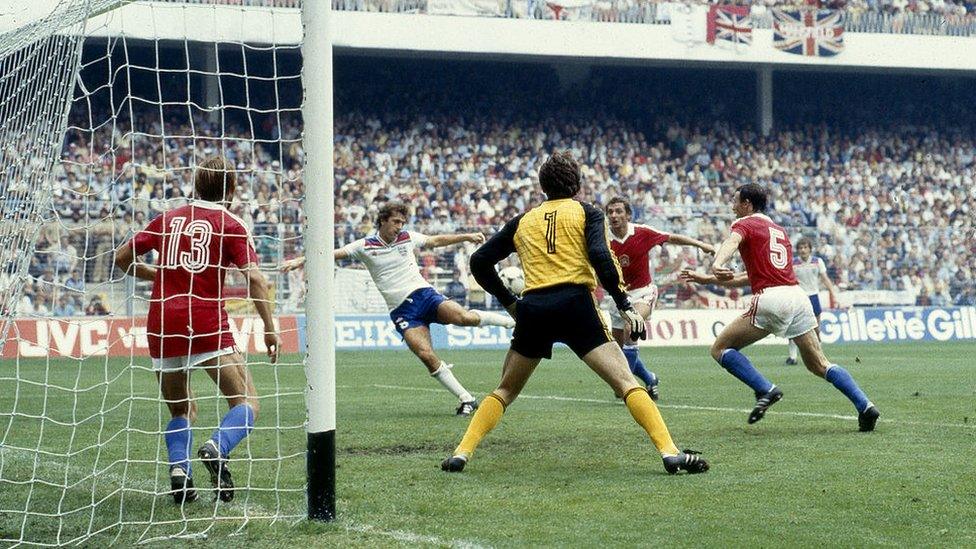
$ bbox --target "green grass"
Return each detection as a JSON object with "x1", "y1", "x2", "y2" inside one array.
[{"x1": 2, "y1": 342, "x2": 975, "y2": 547}]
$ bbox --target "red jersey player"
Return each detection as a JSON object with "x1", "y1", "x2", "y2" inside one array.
[
  {"x1": 114, "y1": 157, "x2": 278, "y2": 505},
  {"x1": 604, "y1": 197, "x2": 713, "y2": 400},
  {"x1": 680, "y1": 184, "x2": 879, "y2": 431}
]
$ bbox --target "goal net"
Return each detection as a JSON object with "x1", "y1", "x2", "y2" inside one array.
[{"x1": 0, "y1": 0, "x2": 309, "y2": 544}]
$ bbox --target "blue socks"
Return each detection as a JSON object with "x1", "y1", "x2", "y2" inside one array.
[
  {"x1": 718, "y1": 349, "x2": 774, "y2": 395},
  {"x1": 623, "y1": 346, "x2": 657, "y2": 387},
  {"x1": 212, "y1": 403, "x2": 255, "y2": 458},
  {"x1": 825, "y1": 365, "x2": 871, "y2": 413},
  {"x1": 165, "y1": 416, "x2": 192, "y2": 475}
]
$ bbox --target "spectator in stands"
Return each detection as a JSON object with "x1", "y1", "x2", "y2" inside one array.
[
  {"x1": 34, "y1": 294, "x2": 52, "y2": 317},
  {"x1": 65, "y1": 269, "x2": 85, "y2": 306},
  {"x1": 54, "y1": 236, "x2": 78, "y2": 275},
  {"x1": 444, "y1": 270, "x2": 468, "y2": 307},
  {"x1": 85, "y1": 296, "x2": 109, "y2": 316},
  {"x1": 53, "y1": 295, "x2": 77, "y2": 317}
]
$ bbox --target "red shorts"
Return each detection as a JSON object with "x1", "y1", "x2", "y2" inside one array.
[{"x1": 147, "y1": 304, "x2": 234, "y2": 359}]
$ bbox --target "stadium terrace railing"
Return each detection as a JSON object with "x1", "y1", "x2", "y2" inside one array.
[
  {"x1": 157, "y1": 0, "x2": 304, "y2": 6},
  {"x1": 327, "y1": 0, "x2": 976, "y2": 37},
  {"x1": 151, "y1": 0, "x2": 976, "y2": 35}
]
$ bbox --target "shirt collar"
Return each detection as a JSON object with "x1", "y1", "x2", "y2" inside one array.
[{"x1": 610, "y1": 222, "x2": 635, "y2": 243}]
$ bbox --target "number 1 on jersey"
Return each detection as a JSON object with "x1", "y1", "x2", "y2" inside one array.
[
  {"x1": 768, "y1": 227, "x2": 788, "y2": 269},
  {"x1": 544, "y1": 211, "x2": 557, "y2": 254}
]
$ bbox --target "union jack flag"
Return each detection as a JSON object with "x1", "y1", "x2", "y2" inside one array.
[
  {"x1": 706, "y1": 5, "x2": 752, "y2": 46},
  {"x1": 772, "y1": 9, "x2": 845, "y2": 57}
]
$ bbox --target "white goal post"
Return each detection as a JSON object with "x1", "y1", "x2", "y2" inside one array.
[
  {"x1": 300, "y1": 0, "x2": 337, "y2": 522},
  {"x1": 0, "y1": 0, "x2": 335, "y2": 543}
]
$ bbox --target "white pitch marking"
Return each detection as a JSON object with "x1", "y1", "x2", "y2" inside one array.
[
  {"x1": 364, "y1": 384, "x2": 976, "y2": 430},
  {"x1": 345, "y1": 522, "x2": 487, "y2": 549}
]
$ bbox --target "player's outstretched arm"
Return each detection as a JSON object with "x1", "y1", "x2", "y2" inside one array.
[
  {"x1": 113, "y1": 240, "x2": 157, "y2": 282},
  {"x1": 680, "y1": 269, "x2": 749, "y2": 288},
  {"x1": 244, "y1": 264, "x2": 279, "y2": 363},
  {"x1": 711, "y1": 232, "x2": 743, "y2": 279},
  {"x1": 667, "y1": 233, "x2": 716, "y2": 255},
  {"x1": 280, "y1": 256, "x2": 305, "y2": 272},
  {"x1": 279, "y1": 248, "x2": 351, "y2": 272},
  {"x1": 424, "y1": 233, "x2": 485, "y2": 249}
]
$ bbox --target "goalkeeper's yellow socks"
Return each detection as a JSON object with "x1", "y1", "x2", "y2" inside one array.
[
  {"x1": 624, "y1": 387, "x2": 680, "y2": 456},
  {"x1": 454, "y1": 392, "x2": 506, "y2": 458}
]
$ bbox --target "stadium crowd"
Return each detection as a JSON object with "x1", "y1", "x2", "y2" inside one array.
[
  {"x1": 15, "y1": 111, "x2": 974, "y2": 316},
  {"x1": 9, "y1": 58, "x2": 976, "y2": 316}
]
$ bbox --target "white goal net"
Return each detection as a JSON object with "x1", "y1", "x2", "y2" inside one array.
[{"x1": 0, "y1": 1, "x2": 309, "y2": 544}]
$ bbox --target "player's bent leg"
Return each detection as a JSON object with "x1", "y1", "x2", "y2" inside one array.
[
  {"x1": 199, "y1": 352, "x2": 256, "y2": 502},
  {"x1": 712, "y1": 317, "x2": 782, "y2": 423},
  {"x1": 443, "y1": 349, "x2": 540, "y2": 472},
  {"x1": 157, "y1": 370, "x2": 198, "y2": 504},
  {"x1": 793, "y1": 330, "x2": 879, "y2": 430},
  {"x1": 401, "y1": 325, "x2": 441, "y2": 373},
  {"x1": 581, "y1": 341, "x2": 639, "y2": 397},
  {"x1": 792, "y1": 330, "x2": 830, "y2": 378},
  {"x1": 436, "y1": 299, "x2": 514, "y2": 329},
  {"x1": 711, "y1": 316, "x2": 775, "y2": 394},
  {"x1": 402, "y1": 326, "x2": 477, "y2": 412},
  {"x1": 583, "y1": 343, "x2": 708, "y2": 473}
]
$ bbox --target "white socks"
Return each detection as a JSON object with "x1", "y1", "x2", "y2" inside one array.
[
  {"x1": 788, "y1": 340, "x2": 798, "y2": 361},
  {"x1": 474, "y1": 310, "x2": 515, "y2": 328},
  {"x1": 431, "y1": 362, "x2": 474, "y2": 403}
]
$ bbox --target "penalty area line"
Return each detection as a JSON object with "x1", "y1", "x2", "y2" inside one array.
[{"x1": 363, "y1": 384, "x2": 976, "y2": 430}]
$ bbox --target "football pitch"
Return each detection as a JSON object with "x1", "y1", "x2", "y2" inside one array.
[{"x1": 2, "y1": 341, "x2": 974, "y2": 547}]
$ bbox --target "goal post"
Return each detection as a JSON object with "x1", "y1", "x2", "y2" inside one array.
[
  {"x1": 0, "y1": 0, "x2": 324, "y2": 543},
  {"x1": 300, "y1": 0, "x2": 337, "y2": 522}
]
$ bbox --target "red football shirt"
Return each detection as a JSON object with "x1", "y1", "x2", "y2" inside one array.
[
  {"x1": 131, "y1": 202, "x2": 258, "y2": 358},
  {"x1": 609, "y1": 223, "x2": 670, "y2": 290},
  {"x1": 729, "y1": 213, "x2": 798, "y2": 293}
]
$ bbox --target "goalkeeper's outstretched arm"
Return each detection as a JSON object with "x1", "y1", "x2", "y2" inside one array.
[
  {"x1": 470, "y1": 216, "x2": 521, "y2": 313},
  {"x1": 581, "y1": 203, "x2": 631, "y2": 312}
]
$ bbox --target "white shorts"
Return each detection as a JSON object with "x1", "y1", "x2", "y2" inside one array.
[
  {"x1": 152, "y1": 347, "x2": 237, "y2": 372},
  {"x1": 607, "y1": 285, "x2": 658, "y2": 330},
  {"x1": 744, "y1": 285, "x2": 817, "y2": 339}
]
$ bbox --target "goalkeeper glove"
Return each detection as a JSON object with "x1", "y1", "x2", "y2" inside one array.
[{"x1": 620, "y1": 307, "x2": 647, "y2": 341}]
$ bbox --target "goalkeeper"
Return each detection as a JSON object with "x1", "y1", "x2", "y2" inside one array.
[{"x1": 440, "y1": 151, "x2": 709, "y2": 475}]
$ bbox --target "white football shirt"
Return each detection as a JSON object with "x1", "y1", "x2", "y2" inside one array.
[
  {"x1": 793, "y1": 255, "x2": 827, "y2": 296},
  {"x1": 341, "y1": 230, "x2": 432, "y2": 310}
]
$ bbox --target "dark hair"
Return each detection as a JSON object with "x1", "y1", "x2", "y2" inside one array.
[
  {"x1": 796, "y1": 237, "x2": 813, "y2": 250},
  {"x1": 194, "y1": 157, "x2": 236, "y2": 202},
  {"x1": 605, "y1": 196, "x2": 632, "y2": 216},
  {"x1": 538, "y1": 151, "x2": 581, "y2": 200},
  {"x1": 736, "y1": 184, "x2": 768, "y2": 213},
  {"x1": 377, "y1": 200, "x2": 409, "y2": 224}
]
